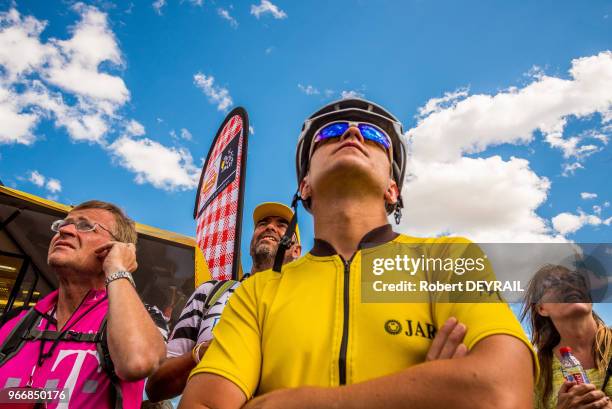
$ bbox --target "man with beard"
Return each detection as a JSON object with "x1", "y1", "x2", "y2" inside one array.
[{"x1": 145, "y1": 202, "x2": 301, "y2": 402}]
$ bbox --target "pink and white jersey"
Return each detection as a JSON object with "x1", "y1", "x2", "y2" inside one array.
[{"x1": 0, "y1": 289, "x2": 144, "y2": 409}]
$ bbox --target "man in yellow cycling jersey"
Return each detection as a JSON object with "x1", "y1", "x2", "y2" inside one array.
[{"x1": 180, "y1": 98, "x2": 537, "y2": 409}]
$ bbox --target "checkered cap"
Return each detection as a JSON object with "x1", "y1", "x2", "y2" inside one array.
[{"x1": 196, "y1": 114, "x2": 244, "y2": 280}]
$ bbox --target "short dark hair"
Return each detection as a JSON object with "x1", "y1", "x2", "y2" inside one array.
[{"x1": 71, "y1": 200, "x2": 137, "y2": 244}]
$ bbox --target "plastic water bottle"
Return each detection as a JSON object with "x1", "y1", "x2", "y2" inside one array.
[{"x1": 559, "y1": 346, "x2": 590, "y2": 384}]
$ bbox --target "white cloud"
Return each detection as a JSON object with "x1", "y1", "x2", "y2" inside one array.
[
  {"x1": 29, "y1": 170, "x2": 45, "y2": 187},
  {"x1": 592, "y1": 132, "x2": 609, "y2": 144},
  {"x1": 0, "y1": 8, "x2": 53, "y2": 81},
  {"x1": 0, "y1": 5, "x2": 130, "y2": 145},
  {"x1": 152, "y1": 0, "x2": 166, "y2": 15},
  {"x1": 18, "y1": 81, "x2": 110, "y2": 143},
  {"x1": 340, "y1": 89, "x2": 365, "y2": 99},
  {"x1": 0, "y1": 86, "x2": 38, "y2": 144},
  {"x1": 44, "y1": 3, "x2": 128, "y2": 103},
  {"x1": 170, "y1": 127, "x2": 196, "y2": 141},
  {"x1": 398, "y1": 155, "x2": 561, "y2": 242},
  {"x1": 180, "y1": 128, "x2": 192, "y2": 140},
  {"x1": 250, "y1": 0, "x2": 287, "y2": 19},
  {"x1": 193, "y1": 72, "x2": 233, "y2": 111},
  {"x1": 265, "y1": 46, "x2": 274, "y2": 55},
  {"x1": 546, "y1": 129, "x2": 607, "y2": 160},
  {"x1": 298, "y1": 83, "x2": 319, "y2": 96},
  {"x1": 593, "y1": 205, "x2": 602, "y2": 215},
  {"x1": 249, "y1": 125, "x2": 255, "y2": 135},
  {"x1": 417, "y1": 88, "x2": 469, "y2": 118},
  {"x1": 109, "y1": 136, "x2": 200, "y2": 191},
  {"x1": 562, "y1": 162, "x2": 584, "y2": 177},
  {"x1": 399, "y1": 52, "x2": 612, "y2": 242},
  {"x1": 154, "y1": 0, "x2": 202, "y2": 14},
  {"x1": 581, "y1": 192, "x2": 598, "y2": 200},
  {"x1": 26, "y1": 170, "x2": 62, "y2": 194},
  {"x1": 46, "y1": 178, "x2": 62, "y2": 193},
  {"x1": 409, "y1": 51, "x2": 612, "y2": 163},
  {"x1": 126, "y1": 119, "x2": 145, "y2": 136},
  {"x1": 296, "y1": 84, "x2": 365, "y2": 100},
  {"x1": 552, "y1": 211, "x2": 611, "y2": 235},
  {"x1": 217, "y1": 8, "x2": 238, "y2": 28},
  {"x1": 0, "y1": 6, "x2": 206, "y2": 193}
]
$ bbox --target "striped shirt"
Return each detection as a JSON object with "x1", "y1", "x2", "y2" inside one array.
[
  {"x1": 144, "y1": 304, "x2": 170, "y2": 342},
  {"x1": 166, "y1": 280, "x2": 240, "y2": 358}
]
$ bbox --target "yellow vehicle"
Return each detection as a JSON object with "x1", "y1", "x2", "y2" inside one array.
[{"x1": 0, "y1": 185, "x2": 210, "y2": 325}]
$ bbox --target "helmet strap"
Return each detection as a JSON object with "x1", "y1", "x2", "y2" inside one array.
[
  {"x1": 393, "y1": 197, "x2": 404, "y2": 225},
  {"x1": 273, "y1": 192, "x2": 301, "y2": 273}
]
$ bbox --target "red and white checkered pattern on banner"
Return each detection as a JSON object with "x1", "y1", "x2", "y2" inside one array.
[{"x1": 196, "y1": 115, "x2": 244, "y2": 280}]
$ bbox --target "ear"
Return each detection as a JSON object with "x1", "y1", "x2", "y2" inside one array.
[
  {"x1": 383, "y1": 180, "x2": 400, "y2": 206},
  {"x1": 299, "y1": 176, "x2": 312, "y2": 201},
  {"x1": 290, "y1": 244, "x2": 302, "y2": 260},
  {"x1": 536, "y1": 304, "x2": 550, "y2": 317}
]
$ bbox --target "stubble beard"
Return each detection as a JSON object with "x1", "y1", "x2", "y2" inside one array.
[{"x1": 251, "y1": 241, "x2": 277, "y2": 272}]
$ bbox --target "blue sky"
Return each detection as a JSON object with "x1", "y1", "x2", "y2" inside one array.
[{"x1": 0, "y1": 0, "x2": 611, "y2": 287}]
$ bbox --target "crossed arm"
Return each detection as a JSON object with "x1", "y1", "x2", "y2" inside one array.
[{"x1": 179, "y1": 319, "x2": 534, "y2": 409}]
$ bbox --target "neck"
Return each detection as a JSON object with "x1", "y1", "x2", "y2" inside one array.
[
  {"x1": 251, "y1": 246, "x2": 298, "y2": 274},
  {"x1": 55, "y1": 268, "x2": 104, "y2": 329},
  {"x1": 250, "y1": 254, "x2": 272, "y2": 275},
  {"x1": 311, "y1": 194, "x2": 389, "y2": 260},
  {"x1": 554, "y1": 314, "x2": 598, "y2": 353},
  {"x1": 250, "y1": 264, "x2": 267, "y2": 275}
]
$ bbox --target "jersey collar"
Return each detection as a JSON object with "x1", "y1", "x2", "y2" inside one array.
[
  {"x1": 34, "y1": 288, "x2": 107, "y2": 314},
  {"x1": 310, "y1": 224, "x2": 398, "y2": 257}
]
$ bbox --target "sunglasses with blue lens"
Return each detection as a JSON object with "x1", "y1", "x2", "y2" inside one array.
[{"x1": 314, "y1": 121, "x2": 391, "y2": 150}]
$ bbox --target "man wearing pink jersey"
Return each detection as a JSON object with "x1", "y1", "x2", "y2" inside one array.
[{"x1": 0, "y1": 200, "x2": 165, "y2": 409}]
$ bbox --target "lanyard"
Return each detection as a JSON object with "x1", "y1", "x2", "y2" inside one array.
[{"x1": 27, "y1": 290, "x2": 107, "y2": 386}]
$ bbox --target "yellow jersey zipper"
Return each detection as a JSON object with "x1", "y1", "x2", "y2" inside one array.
[{"x1": 339, "y1": 257, "x2": 352, "y2": 385}]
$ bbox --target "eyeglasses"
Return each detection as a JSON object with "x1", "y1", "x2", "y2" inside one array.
[
  {"x1": 310, "y1": 121, "x2": 392, "y2": 158},
  {"x1": 51, "y1": 219, "x2": 118, "y2": 240}
]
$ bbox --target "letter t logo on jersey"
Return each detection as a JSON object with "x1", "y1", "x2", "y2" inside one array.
[{"x1": 51, "y1": 349, "x2": 100, "y2": 409}]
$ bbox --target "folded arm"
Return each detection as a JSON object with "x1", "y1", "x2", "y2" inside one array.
[
  {"x1": 243, "y1": 334, "x2": 534, "y2": 409},
  {"x1": 179, "y1": 319, "x2": 532, "y2": 409}
]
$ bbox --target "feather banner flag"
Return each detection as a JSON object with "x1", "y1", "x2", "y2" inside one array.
[{"x1": 194, "y1": 107, "x2": 249, "y2": 280}]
